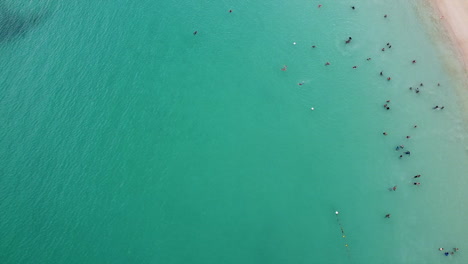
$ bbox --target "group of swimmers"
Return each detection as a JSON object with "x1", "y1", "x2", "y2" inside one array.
[{"x1": 439, "y1": 247, "x2": 460, "y2": 256}]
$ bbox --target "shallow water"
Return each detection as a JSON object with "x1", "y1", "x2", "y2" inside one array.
[{"x1": 1, "y1": 0, "x2": 467, "y2": 263}]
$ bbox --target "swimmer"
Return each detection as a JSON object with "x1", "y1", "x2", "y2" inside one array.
[
  {"x1": 433, "y1": 105, "x2": 439, "y2": 109},
  {"x1": 351, "y1": 6, "x2": 355, "y2": 10},
  {"x1": 382, "y1": 48, "x2": 385, "y2": 51},
  {"x1": 385, "y1": 214, "x2": 391, "y2": 218},
  {"x1": 352, "y1": 66, "x2": 357, "y2": 68},
  {"x1": 444, "y1": 252, "x2": 449, "y2": 256},
  {"x1": 325, "y1": 62, "x2": 330, "y2": 66},
  {"x1": 281, "y1": 65, "x2": 288, "y2": 71},
  {"x1": 400, "y1": 145, "x2": 404, "y2": 149},
  {"x1": 193, "y1": 30, "x2": 198, "y2": 35},
  {"x1": 420, "y1": 83, "x2": 424, "y2": 86},
  {"x1": 396, "y1": 146, "x2": 400, "y2": 150},
  {"x1": 383, "y1": 132, "x2": 388, "y2": 136},
  {"x1": 387, "y1": 43, "x2": 390, "y2": 46},
  {"x1": 441, "y1": 106, "x2": 445, "y2": 109},
  {"x1": 386, "y1": 100, "x2": 390, "y2": 103},
  {"x1": 389, "y1": 45, "x2": 392, "y2": 48},
  {"x1": 298, "y1": 82, "x2": 304, "y2": 86},
  {"x1": 409, "y1": 87, "x2": 413, "y2": 90},
  {"x1": 438, "y1": 83, "x2": 440, "y2": 86},
  {"x1": 383, "y1": 104, "x2": 388, "y2": 108},
  {"x1": 312, "y1": 45, "x2": 316, "y2": 48},
  {"x1": 406, "y1": 136, "x2": 410, "y2": 139},
  {"x1": 380, "y1": 71, "x2": 383, "y2": 76},
  {"x1": 412, "y1": 60, "x2": 416, "y2": 63},
  {"x1": 415, "y1": 88, "x2": 420, "y2": 93},
  {"x1": 386, "y1": 107, "x2": 390, "y2": 110},
  {"x1": 405, "y1": 151, "x2": 411, "y2": 155},
  {"x1": 318, "y1": 4, "x2": 322, "y2": 8},
  {"x1": 384, "y1": 14, "x2": 387, "y2": 18},
  {"x1": 455, "y1": 248, "x2": 459, "y2": 252},
  {"x1": 399, "y1": 155, "x2": 403, "y2": 158},
  {"x1": 439, "y1": 248, "x2": 444, "y2": 251},
  {"x1": 387, "y1": 77, "x2": 391, "y2": 81},
  {"x1": 414, "y1": 182, "x2": 420, "y2": 185},
  {"x1": 414, "y1": 125, "x2": 417, "y2": 128},
  {"x1": 367, "y1": 58, "x2": 371, "y2": 61},
  {"x1": 414, "y1": 175, "x2": 421, "y2": 178},
  {"x1": 392, "y1": 186, "x2": 397, "y2": 191},
  {"x1": 229, "y1": 9, "x2": 232, "y2": 13}
]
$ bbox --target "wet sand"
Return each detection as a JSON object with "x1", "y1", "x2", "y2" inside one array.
[{"x1": 430, "y1": 0, "x2": 468, "y2": 72}]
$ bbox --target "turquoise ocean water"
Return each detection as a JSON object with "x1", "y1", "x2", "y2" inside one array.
[{"x1": 1, "y1": 0, "x2": 468, "y2": 263}]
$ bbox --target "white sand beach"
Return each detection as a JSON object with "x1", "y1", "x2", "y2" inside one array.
[{"x1": 430, "y1": 0, "x2": 468, "y2": 72}]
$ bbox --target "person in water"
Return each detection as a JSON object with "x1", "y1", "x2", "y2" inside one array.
[
  {"x1": 380, "y1": 71, "x2": 383, "y2": 76},
  {"x1": 405, "y1": 151, "x2": 411, "y2": 155},
  {"x1": 383, "y1": 132, "x2": 388, "y2": 136},
  {"x1": 414, "y1": 182, "x2": 421, "y2": 185},
  {"x1": 414, "y1": 175, "x2": 421, "y2": 178},
  {"x1": 193, "y1": 31, "x2": 198, "y2": 35},
  {"x1": 392, "y1": 186, "x2": 397, "y2": 191},
  {"x1": 385, "y1": 214, "x2": 391, "y2": 218}
]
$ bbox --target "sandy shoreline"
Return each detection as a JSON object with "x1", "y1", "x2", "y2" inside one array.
[{"x1": 429, "y1": 0, "x2": 468, "y2": 73}]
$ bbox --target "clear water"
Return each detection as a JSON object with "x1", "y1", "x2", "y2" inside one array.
[{"x1": 1, "y1": 0, "x2": 467, "y2": 263}]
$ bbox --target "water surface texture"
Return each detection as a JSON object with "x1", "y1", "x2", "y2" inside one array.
[{"x1": 1, "y1": 0, "x2": 468, "y2": 263}]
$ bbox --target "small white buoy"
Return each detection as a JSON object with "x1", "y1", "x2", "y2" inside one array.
[
  {"x1": 311, "y1": 107, "x2": 315, "y2": 111},
  {"x1": 293, "y1": 42, "x2": 296, "y2": 45},
  {"x1": 335, "y1": 211, "x2": 339, "y2": 215}
]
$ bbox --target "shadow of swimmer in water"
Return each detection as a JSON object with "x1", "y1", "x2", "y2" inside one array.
[{"x1": 0, "y1": 3, "x2": 48, "y2": 43}]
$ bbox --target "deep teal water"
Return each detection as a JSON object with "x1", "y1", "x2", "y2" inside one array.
[{"x1": 1, "y1": 0, "x2": 468, "y2": 263}]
